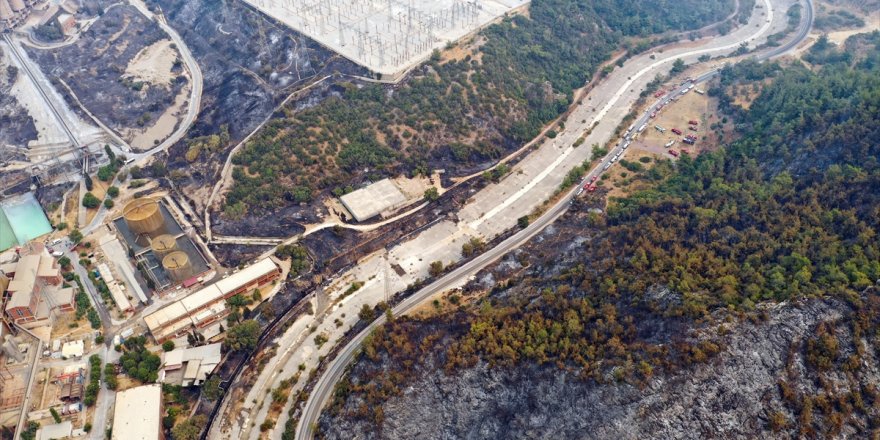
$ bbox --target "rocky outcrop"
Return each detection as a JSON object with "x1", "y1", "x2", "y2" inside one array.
[{"x1": 320, "y1": 296, "x2": 880, "y2": 439}]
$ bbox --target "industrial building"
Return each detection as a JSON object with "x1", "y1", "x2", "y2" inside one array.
[
  {"x1": 111, "y1": 384, "x2": 163, "y2": 440},
  {"x1": 144, "y1": 258, "x2": 281, "y2": 343},
  {"x1": 339, "y1": 178, "x2": 409, "y2": 222},
  {"x1": 95, "y1": 262, "x2": 133, "y2": 312},
  {"x1": 1, "y1": 242, "x2": 74, "y2": 328},
  {"x1": 0, "y1": 0, "x2": 34, "y2": 31},
  {"x1": 160, "y1": 343, "x2": 222, "y2": 386},
  {"x1": 111, "y1": 197, "x2": 210, "y2": 293}
]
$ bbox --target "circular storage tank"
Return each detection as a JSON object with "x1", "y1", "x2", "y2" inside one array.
[
  {"x1": 122, "y1": 198, "x2": 163, "y2": 235},
  {"x1": 162, "y1": 251, "x2": 193, "y2": 282},
  {"x1": 150, "y1": 234, "x2": 177, "y2": 257}
]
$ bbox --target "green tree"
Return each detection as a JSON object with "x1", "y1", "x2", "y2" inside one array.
[
  {"x1": 517, "y1": 216, "x2": 530, "y2": 229},
  {"x1": 58, "y1": 256, "x2": 71, "y2": 270},
  {"x1": 103, "y1": 199, "x2": 114, "y2": 209},
  {"x1": 424, "y1": 187, "x2": 440, "y2": 202},
  {"x1": 428, "y1": 261, "x2": 444, "y2": 277},
  {"x1": 106, "y1": 186, "x2": 120, "y2": 198},
  {"x1": 82, "y1": 192, "x2": 101, "y2": 209},
  {"x1": 225, "y1": 320, "x2": 260, "y2": 352},
  {"x1": 69, "y1": 229, "x2": 83, "y2": 244},
  {"x1": 171, "y1": 415, "x2": 207, "y2": 440},
  {"x1": 202, "y1": 375, "x2": 222, "y2": 401},
  {"x1": 358, "y1": 304, "x2": 376, "y2": 322},
  {"x1": 670, "y1": 58, "x2": 686, "y2": 75},
  {"x1": 162, "y1": 340, "x2": 175, "y2": 352}
]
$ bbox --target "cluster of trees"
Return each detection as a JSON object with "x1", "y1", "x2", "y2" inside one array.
[
  {"x1": 119, "y1": 336, "x2": 161, "y2": 383},
  {"x1": 185, "y1": 125, "x2": 230, "y2": 162},
  {"x1": 814, "y1": 9, "x2": 865, "y2": 31},
  {"x1": 68, "y1": 274, "x2": 102, "y2": 329},
  {"x1": 228, "y1": 0, "x2": 735, "y2": 216},
  {"x1": 274, "y1": 244, "x2": 311, "y2": 275},
  {"x1": 225, "y1": 319, "x2": 261, "y2": 352},
  {"x1": 84, "y1": 355, "x2": 102, "y2": 406}
]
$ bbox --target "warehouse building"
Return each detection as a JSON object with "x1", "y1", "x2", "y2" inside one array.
[
  {"x1": 161, "y1": 343, "x2": 222, "y2": 386},
  {"x1": 144, "y1": 258, "x2": 281, "y2": 343},
  {"x1": 112, "y1": 384, "x2": 163, "y2": 440},
  {"x1": 339, "y1": 178, "x2": 409, "y2": 222}
]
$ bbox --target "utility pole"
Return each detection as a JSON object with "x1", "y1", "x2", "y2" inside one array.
[{"x1": 383, "y1": 248, "x2": 390, "y2": 304}]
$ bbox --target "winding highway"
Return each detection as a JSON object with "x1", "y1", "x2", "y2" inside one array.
[{"x1": 294, "y1": 0, "x2": 814, "y2": 438}]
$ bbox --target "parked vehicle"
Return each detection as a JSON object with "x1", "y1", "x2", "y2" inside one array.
[
  {"x1": 669, "y1": 150, "x2": 679, "y2": 157},
  {"x1": 671, "y1": 128, "x2": 682, "y2": 135},
  {"x1": 688, "y1": 120, "x2": 699, "y2": 125}
]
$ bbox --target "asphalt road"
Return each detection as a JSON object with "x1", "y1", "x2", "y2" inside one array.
[{"x1": 294, "y1": 1, "x2": 815, "y2": 438}]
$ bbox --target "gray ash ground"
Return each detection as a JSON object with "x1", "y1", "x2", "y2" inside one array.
[
  {"x1": 0, "y1": 48, "x2": 37, "y2": 150},
  {"x1": 147, "y1": 0, "x2": 365, "y2": 193},
  {"x1": 26, "y1": 4, "x2": 184, "y2": 137}
]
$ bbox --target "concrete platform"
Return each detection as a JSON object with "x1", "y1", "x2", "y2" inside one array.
[
  {"x1": 243, "y1": 0, "x2": 528, "y2": 79},
  {"x1": 339, "y1": 178, "x2": 407, "y2": 221}
]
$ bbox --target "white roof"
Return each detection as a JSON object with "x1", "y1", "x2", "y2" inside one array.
[
  {"x1": 144, "y1": 259, "x2": 278, "y2": 338},
  {"x1": 144, "y1": 302, "x2": 188, "y2": 332},
  {"x1": 108, "y1": 282, "x2": 132, "y2": 312},
  {"x1": 164, "y1": 343, "x2": 221, "y2": 367},
  {"x1": 162, "y1": 343, "x2": 222, "y2": 385},
  {"x1": 38, "y1": 421, "x2": 72, "y2": 440},
  {"x1": 339, "y1": 178, "x2": 408, "y2": 221},
  {"x1": 111, "y1": 384, "x2": 162, "y2": 440},
  {"x1": 96, "y1": 263, "x2": 116, "y2": 285},
  {"x1": 179, "y1": 285, "x2": 223, "y2": 313},
  {"x1": 61, "y1": 340, "x2": 84, "y2": 358},
  {"x1": 214, "y1": 258, "x2": 279, "y2": 295}
]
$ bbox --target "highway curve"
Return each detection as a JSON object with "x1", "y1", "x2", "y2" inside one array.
[{"x1": 294, "y1": 0, "x2": 814, "y2": 437}]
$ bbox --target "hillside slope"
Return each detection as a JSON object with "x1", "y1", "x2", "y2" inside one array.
[{"x1": 316, "y1": 32, "x2": 880, "y2": 439}]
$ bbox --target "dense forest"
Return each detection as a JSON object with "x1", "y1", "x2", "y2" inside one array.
[
  {"x1": 224, "y1": 0, "x2": 735, "y2": 217},
  {"x1": 316, "y1": 32, "x2": 880, "y2": 437}
]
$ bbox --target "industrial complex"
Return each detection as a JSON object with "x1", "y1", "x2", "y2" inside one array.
[{"x1": 242, "y1": 0, "x2": 528, "y2": 79}]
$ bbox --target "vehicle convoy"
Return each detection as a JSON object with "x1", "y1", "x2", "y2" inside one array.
[{"x1": 638, "y1": 124, "x2": 647, "y2": 133}]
